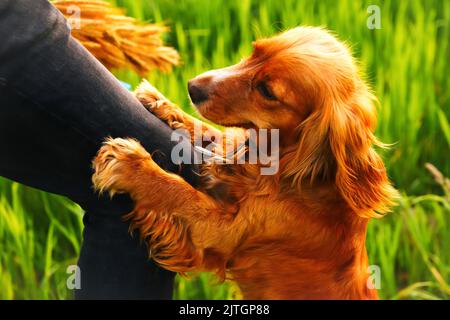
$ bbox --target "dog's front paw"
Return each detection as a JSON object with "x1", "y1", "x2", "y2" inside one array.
[
  {"x1": 134, "y1": 80, "x2": 186, "y2": 130},
  {"x1": 134, "y1": 79, "x2": 168, "y2": 111},
  {"x1": 92, "y1": 137, "x2": 150, "y2": 197}
]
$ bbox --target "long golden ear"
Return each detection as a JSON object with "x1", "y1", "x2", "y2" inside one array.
[
  {"x1": 327, "y1": 88, "x2": 398, "y2": 217},
  {"x1": 282, "y1": 86, "x2": 398, "y2": 218}
]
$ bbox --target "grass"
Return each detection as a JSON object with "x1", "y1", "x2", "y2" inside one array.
[{"x1": 0, "y1": 0, "x2": 449, "y2": 299}]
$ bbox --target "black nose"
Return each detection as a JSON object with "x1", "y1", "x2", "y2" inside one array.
[{"x1": 188, "y1": 81, "x2": 209, "y2": 104}]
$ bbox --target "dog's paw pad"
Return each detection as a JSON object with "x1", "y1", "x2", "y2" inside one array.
[
  {"x1": 134, "y1": 80, "x2": 167, "y2": 107},
  {"x1": 92, "y1": 138, "x2": 147, "y2": 196}
]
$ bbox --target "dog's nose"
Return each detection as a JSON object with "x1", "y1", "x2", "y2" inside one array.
[{"x1": 188, "y1": 80, "x2": 209, "y2": 104}]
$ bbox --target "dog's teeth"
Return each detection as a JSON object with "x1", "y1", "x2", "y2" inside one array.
[
  {"x1": 235, "y1": 147, "x2": 247, "y2": 159},
  {"x1": 194, "y1": 146, "x2": 215, "y2": 157},
  {"x1": 224, "y1": 142, "x2": 246, "y2": 158},
  {"x1": 209, "y1": 141, "x2": 220, "y2": 148},
  {"x1": 194, "y1": 145, "x2": 239, "y2": 164},
  {"x1": 211, "y1": 155, "x2": 234, "y2": 164}
]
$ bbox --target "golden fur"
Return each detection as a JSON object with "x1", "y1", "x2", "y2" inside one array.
[{"x1": 92, "y1": 27, "x2": 398, "y2": 299}]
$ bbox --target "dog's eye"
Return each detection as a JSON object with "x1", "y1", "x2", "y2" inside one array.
[{"x1": 257, "y1": 82, "x2": 276, "y2": 100}]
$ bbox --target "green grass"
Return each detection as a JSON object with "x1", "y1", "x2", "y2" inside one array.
[{"x1": 0, "y1": 0, "x2": 449, "y2": 299}]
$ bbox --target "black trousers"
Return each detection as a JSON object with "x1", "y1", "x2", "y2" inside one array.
[{"x1": 0, "y1": 0, "x2": 197, "y2": 299}]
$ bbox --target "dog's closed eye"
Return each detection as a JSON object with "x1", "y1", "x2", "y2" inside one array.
[{"x1": 257, "y1": 82, "x2": 277, "y2": 101}]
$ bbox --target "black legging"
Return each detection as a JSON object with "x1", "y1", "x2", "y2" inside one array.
[{"x1": 0, "y1": 0, "x2": 198, "y2": 299}]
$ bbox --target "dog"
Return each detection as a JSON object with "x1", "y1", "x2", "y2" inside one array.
[{"x1": 92, "y1": 26, "x2": 398, "y2": 299}]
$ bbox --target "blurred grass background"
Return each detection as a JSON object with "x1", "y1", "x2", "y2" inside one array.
[{"x1": 0, "y1": 0, "x2": 449, "y2": 299}]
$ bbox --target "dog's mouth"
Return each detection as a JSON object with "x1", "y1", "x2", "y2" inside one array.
[
  {"x1": 232, "y1": 122, "x2": 256, "y2": 129},
  {"x1": 193, "y1": 102, "x2": 257, "y2": 129},
  {"x1": 208, "y1": 118, "x2": 257, "y2": 130}
]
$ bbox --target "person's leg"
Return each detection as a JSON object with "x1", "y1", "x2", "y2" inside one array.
[{"x1": 0, "y1": 0, "x2": 197, "y2": 299}]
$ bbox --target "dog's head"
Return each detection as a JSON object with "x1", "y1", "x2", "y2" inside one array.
[
  {"x1": 189, "y1": 26, "x2": 397, "y2": 217},
  {"x1": 188, "y1": 27, "x2": 355, "y2": 138}
]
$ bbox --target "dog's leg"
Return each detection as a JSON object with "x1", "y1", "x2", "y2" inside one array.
[
  {"x1": 92, "y1": 137, "x2": 243, "y2": 273},
  {"x1": 134, "y1": 80, "x2": 222, "y2": 145},
  {"x1": 134, "y1": 80, "x2": 249, "y2": 163}
]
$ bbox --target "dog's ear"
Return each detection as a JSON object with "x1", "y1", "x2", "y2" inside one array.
[
  {"x1": 282, "y1": 85, "x2": 398, "y2": 217},
  {"x1": 326, "y1": 90, "x2": 398, "y2": 217}
]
